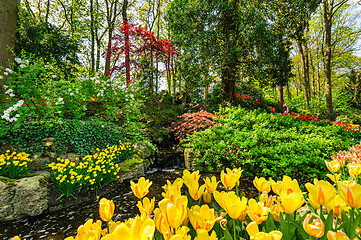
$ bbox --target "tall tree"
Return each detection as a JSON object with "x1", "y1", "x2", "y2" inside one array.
[
  {"x1": 323, "y1": 0, "x2": 348, "y2": 119},
  {"x1": 0, "y1": 0, "x2": 20, "y2": 104}
]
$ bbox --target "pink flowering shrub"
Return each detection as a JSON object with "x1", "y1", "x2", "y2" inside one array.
[{"x1": 168, "y1": 110, "x2": 215, "y2": 140}]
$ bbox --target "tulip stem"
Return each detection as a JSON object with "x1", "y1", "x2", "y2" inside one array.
[
  {"x1": 107, "y1": 221, "x2": 110, "y2": 235},
  {"x1": 233, "y1": 219, "x2": 237, "y2": 240}
]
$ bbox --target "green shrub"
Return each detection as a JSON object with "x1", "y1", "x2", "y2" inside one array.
[
  {"x1": 185, "y1": 106, "x2": 361, "y2": 182},
  {"x1": 0, "y1": 119, "x2": 127, "y2": 158}
]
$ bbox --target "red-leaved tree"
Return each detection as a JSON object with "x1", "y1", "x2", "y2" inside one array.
[{"x1": 105, "y1": 20, "x2": 177, "y2": 86}]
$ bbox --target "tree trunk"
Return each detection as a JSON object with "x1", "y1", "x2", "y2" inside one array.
[
  {"x1": 277, "y1": 85, "x2": 284, "y2": 113},
  {"x1": 90, "y1": 0, "x2": 95, "y2": 74},
  {"x1": 296, "y1": 39, "x2": 310, "y2": 110},
  {"x1": 323, "y1": 0, "x2": 334, "y2": 120},
  {"x1": 0, "y1": 0, "x2": 20, "y2": 105}
]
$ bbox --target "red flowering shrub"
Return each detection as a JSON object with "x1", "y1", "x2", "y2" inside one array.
[{"x1": 168, "y1": 110, "x2": 215, "y2": 140}]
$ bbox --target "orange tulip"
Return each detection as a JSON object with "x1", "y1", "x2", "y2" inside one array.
[
  {"x1": 302, "y1": 213, "x2": 324, "y2": 238},
  {"x1": 203, "y1": 190, "x2": 212, "y2": 204},
  {"x1": 99, "y1": 198, "x2": 115, "y2": 222},
  {"x1": 130, "y1": 177, "x2": 152, "y2": 199}
]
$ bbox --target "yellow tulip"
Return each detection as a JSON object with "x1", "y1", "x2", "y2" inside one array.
[
  {"x1": 302, "y1": 213, "x2": 325, "y2": 238},
  {"x1": 154, "y1": 208, "x2": 172, "y2": 239},
  {"x1": 130, "y1": 177, "x2": 152, "y2": 199},
  {"x1": 327, "y1": 173, "x2": 341, "y2": 183},
  {"x1": 246, "y1": 199, "x2": 270, "y2": 224},
  {"x1": 279, "y1": 192, "x2": 305, "y2": 214},
  {"x1": 159, "y1": 196, "x2": 188, "y2": 229},
  {"x1": 204, "y1": 176, "x2": 219, "y2": 193},
  {"x1": 348, "y1": 163, "x2": 361, "y2": 178},
  {"x1": 104, "y1": 217, "x2": 155, "y2": 240},
  {"x1": 182, "y1": 170, "x2": 200, "y2": 187},
  {"x1": 72, "y1": 219, "x2": 102, "y2": 240},
  {"x1": 325, "y1": 160, "x2": 341, "y2": 173},
  {"x1": 327, "y1": 230, "x2": 352, "y2": 240},
  {"x1": 270, "y1": 176, "x2": 302, "y2": 196},
  {"x1": 188, "y1": 205, "x2": 222, "y2": 231},
  {"x1": 137, "y1": 197, "x2": 155, "y2": 216},
  {"x1": 194, "y1": 229, "x2": 217, "y2": 240},
  {"x1": 220, "y1": 167, "x2": 243, "y2": 190},
  {"x1": 337, "y1": 181, "x2": 361, "y2": 209},
  {"x1": 99, "y1": 198, "x2": 115, "y2": 222},
  {"x1": 169, "y1": 226, "x2": 191, "y2": 240},
  {"x1": 270, "y1": 201, "x2": 283, "y2": 222},
  {"x1": 305, "y1": 179, "x2": 336, "y2": 208},
  {"x1": 188, "y1": 182, "x2": 206, "y2": 200},
  {"x1": 246, "y1": 221, "x2": 283, "y2": 240},
  {"x1": 10, "y1": 237, "x2": 22, "y2": 240},
  {"x1": 162, "y1": 183, "x2": 182, "y2": 203},
  {"x1": 253, "y1": 177, "x2": 271, "y2": 193},
  {"x1": 213, "y1": 191, "x2": 247, "y2": 219},
  {"x1": 325, "y1": 195, "x2": 350, "y2": 217}
]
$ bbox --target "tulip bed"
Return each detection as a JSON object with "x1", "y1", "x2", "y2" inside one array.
[
  {"x1": 0, "y1": 150, "x2": 36, "y2": 179},
  {"x1": 12, "y1": 142, "x2": 361, "y2": 240}
]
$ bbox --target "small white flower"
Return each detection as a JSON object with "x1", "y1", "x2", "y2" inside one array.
[
  {"x1": 9, "y1": 93, "x2": 15, "y2": 97},
  {"x1": 52, "y1": 75, "x2": 57, "y2": 78},
  {"x1": 14, "y1": 58, "x2": 22, "y2": 64},
  {"x1": 5, "y1": 68, "x2": 13, "y2": 74},
  {"x1": 70, "y1": 92, "x2": 74, "y2": 96},
  {"x1": 5, "y1": 89, "x2": 13, "y2": 94},
  {"x1": 68, "y1": 88, "x2": 72, "y2": 91},
  {"x1": 44, "y1": 65, "x2": 49, "y2": 68},
  {"x1": 4, "y1": 72, "x2": 8, "y2": 76},
  {"x1": 15, "y1": 114, "x2": 20, "y2": 118},
  {"x1": 20, "y1": 64, "x2": 26, "y2": 69}
]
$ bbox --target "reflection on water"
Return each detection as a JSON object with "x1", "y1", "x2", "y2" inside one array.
[{"x1": 0, "y1": 169, "x2": 256, "y2": 240}]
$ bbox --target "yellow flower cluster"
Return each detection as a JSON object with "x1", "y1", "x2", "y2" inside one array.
[
  {"x1": 0, "y1": 150, "x2": 36, "y2": 179},
  {"x1": 11, "y1": 144, "x2": 361, "y2": 240},
  {"x1": 48, "y1": 141, "x2": 133, "y2": 197}
]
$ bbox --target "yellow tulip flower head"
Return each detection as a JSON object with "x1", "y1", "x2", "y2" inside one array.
[
  {"x1": 137, "y1": 197, "x2": 155, "y2": 216},
  {"x1": 204, "y1": 176, "x2": 219, "y2": 194},
  {"x1": 325, "y1": 195, "x2": 350, "y2": 217},
  {"x1": 10, "y1": 237, "x2": 22, "y2": 240},
  {"x1": 75, "y1": 219, "x2": 102, "y2": 240},
  {"x1": 279, "y1": 191, "x2": 305, "y2": 214},
  {"x1": 327, "y1": 230, "x2": 352, "y2": 240},
  {"x1": 347, "y1": 163, "x2": 361, "y2": 179},
  {"x1": 154, "y1": 208, "x2": 172, "y2": 239},
  {"x1": 220, "y1": 167, "x2": 243, "y2": 190},
  {"x1": 130, "y1": 177, "x2": 153, "y2": 199},
  {"x1": 213, "y1": 191, "x2": 247, "y2": 219},
  {"x1": 188, "y1": 205, "x2": 222, "y2": 232},
  {"x1": 305, "y1": 179, "x2": 336, "y2": 208},
  {"x1": 270, "y1": 201, "x2": 284, "y2": 222},
  {"x1": 194, "y1": 229, "x2": 218, "y2": 240},
  {"x1": 246, "y1": 199, "x2": 270, "y2": 224},
  {"x1": 246, "y1": 221, "x2": 283, "y2": 240},
  {"x1": 325, "y1": 160, "x2": 341, "y2": 173},
  {"x1": 99, "y1": 198, "x2": 115, "y2": 222},
  {"x1": 105, "y1": 217, "x2": 155, "y2": 240},
  {"x1": 182, "y1": 170, "x2": 200, "y2": 188},
  {"x1": 188, "y1": 182, "x2": 206, "y2": 200},
  {"x1": 159, "y1": 196, "x2": 188, "y2": 229},
  {"x1": 271, "y1": 176, "x2": 302, "y2": 196},
  {"x1": 302, "y1": 213, "x2": 325, "y2": 238},
  {"x1": 326, "y1": 173, "x2": 341, "y2": 183},
  {"x1": 253, "y1": 177, "x2": 271, "y2": 193},
  {"x1": 169, "y1": 226, "x2": 191, "y2": 240},
  {"x1": 337, "y1": 181, "x2": 361, "y2": 209}
]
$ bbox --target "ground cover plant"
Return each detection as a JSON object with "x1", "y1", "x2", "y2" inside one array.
[
  {"x1": 11, "y1": 145, "x2": 361, "y2": 240},
  {"x1": 184, "y1": 106, "x2": 361, "y2": 183}
]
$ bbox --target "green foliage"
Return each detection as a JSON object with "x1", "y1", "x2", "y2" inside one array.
[
  {"x1": 0, "y1": 119, "x2": 127, "y2": 158},
  {"x1": 185, "y1": 106, "x2": 361, "y2": 182},
  {"x1": 48, "y1": 142, "x2": 133, "y2": 198},
  {"x1": 0, "y1": 151, "x2": 34, "y2": 179}
]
